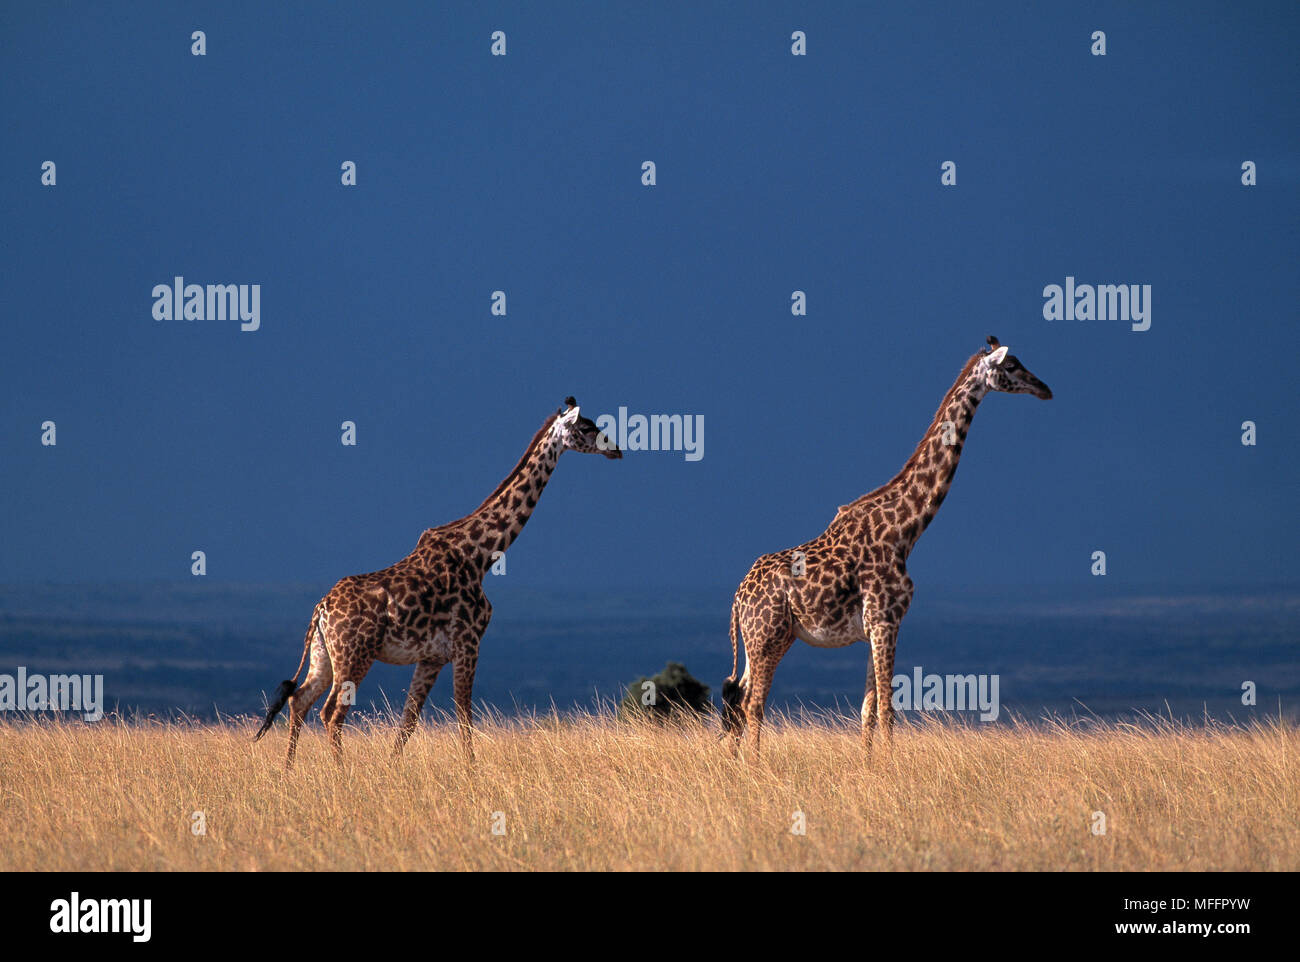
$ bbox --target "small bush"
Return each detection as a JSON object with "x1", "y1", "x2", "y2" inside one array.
[{"x1": 619, "y1": 661, "x2": 712, "y2": 721}]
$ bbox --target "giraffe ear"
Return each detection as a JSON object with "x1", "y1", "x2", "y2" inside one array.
[{"x1": 987, "y1": 346, "x2": 1009, "y2": 366}]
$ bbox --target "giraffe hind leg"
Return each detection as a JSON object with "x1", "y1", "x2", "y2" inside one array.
[
  {"x1": 285, "y1": 639, "x2": 332, "y2": 770},
  {"x1": 721, "y1": 673, "x2": 747, "y2": 756},
  {"x1": 320, "y1": 644, "x2": 378, "y2": 765},
  {"x1": 741, "y1": 625, "x2": 795, "y2": 759}
]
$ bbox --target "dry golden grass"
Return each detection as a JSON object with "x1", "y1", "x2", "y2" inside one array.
[{"x1": 1, "y1": 710, "x2": 1296, "y2": 871}]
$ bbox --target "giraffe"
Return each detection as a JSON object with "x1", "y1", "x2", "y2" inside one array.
[
  {"x1": 254, "y1": 397, "x2": 621, "y2": 767},
  {"x1": 721, "y1": 337, "x2": 1051, "y2": 758}
]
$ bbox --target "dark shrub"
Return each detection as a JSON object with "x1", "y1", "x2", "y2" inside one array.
[{"x1": 619, "y1": 661, "x2": 712, "y2": 721}]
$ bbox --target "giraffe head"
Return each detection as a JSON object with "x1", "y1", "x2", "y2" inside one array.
[
  {"x1": 555, "y1": 397, "x2": 622, "y2": 458},
  {"x1": 977, "y1": 336, "x2": 1053, "y2": 400}
]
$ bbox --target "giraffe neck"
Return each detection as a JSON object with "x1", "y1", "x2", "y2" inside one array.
[
  {"x1": 891, "y1": 356, "x2": 987, "y2": 556},
  {"x1": 462, "y1": 420, "x2": 564, "y2": 578}
]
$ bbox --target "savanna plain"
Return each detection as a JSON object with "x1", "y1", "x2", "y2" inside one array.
[{"x1": 1, "y1": 712, "x2": 1295, "y2": 871}]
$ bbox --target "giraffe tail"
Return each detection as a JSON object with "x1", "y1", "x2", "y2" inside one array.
[
  {"x1": 720, "y1": 603, "x2": 745, "y2": 735},
  {"x1": 253, "y1": 602, "x2": 319, "y2": 741}
]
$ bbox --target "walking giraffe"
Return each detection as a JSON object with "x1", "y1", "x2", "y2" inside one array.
[
  {"x1": 254, "y1": 398, "x2": 621, "y2": 767},
  {"x1": 721, "y1": 337, "x2": 1052, "y2": 758}
]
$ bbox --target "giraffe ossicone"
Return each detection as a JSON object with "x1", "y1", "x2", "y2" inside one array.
[
  {"x1": 722, "y1": 336, "x2": 1051, "y2": 758},
  {"x1": 254, "y1": 397, "x2": 621, "y2": 767}
]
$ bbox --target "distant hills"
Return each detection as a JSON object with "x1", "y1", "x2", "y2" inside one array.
[{"x1": 1, "y1": 582, "x2": 1295, "y2": 725}]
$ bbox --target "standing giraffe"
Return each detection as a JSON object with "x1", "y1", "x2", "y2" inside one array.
[
  {"x1": 721, "y1": 337, "x2": 1051, "y2": 758},
  {"x1": 254, "y1": 397, "x2": 621, "y2": 767}
]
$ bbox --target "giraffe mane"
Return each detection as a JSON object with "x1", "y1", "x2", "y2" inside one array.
[
  {"x1": 838, "y1": 350, "x2": 985, "y2": 514},
  {"x1": 470, "y1": 412, "x2": 560, "y2": 514}
]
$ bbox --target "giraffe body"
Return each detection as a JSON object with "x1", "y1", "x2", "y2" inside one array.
[
  {"x1": 254, "y1": 399, "x2": 620, "y2": 766},
  {"x1": 722, "y1": 337, "x2": 1052, "y2": 757}
]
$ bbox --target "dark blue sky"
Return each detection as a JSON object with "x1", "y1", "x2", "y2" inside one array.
[{"x1": 3, "y1": 2, "x2": 1297, "y2": 592}]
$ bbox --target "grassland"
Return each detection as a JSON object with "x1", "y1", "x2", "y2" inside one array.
[{"x1": 1, "y1": 711, "x2": 1296, "y2": 871}]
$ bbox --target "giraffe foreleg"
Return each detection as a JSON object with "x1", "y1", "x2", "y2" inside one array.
[
  {"x1": 445, "y1": 590, "x2": 490, "y2": 768},
  {"x1": 860, "y1": 656, "x2": 878, "y2": 756},
  {"x1": 452, "y1": 648, "x2": 479, "y2": 765},
  {"x1": 867, "y1": 621, "x2": 900, "y2": 762},
  {"x1": 393, "y1": 659, "x2": 444, "y2": 758}
]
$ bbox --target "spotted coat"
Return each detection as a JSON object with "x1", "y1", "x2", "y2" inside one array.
[
  {"x1": 721, "y1": 338, "x2": 1052, "y2": 758},
  {"x1": 262, "y1": 399, "x2": 620, "y2": 767}
]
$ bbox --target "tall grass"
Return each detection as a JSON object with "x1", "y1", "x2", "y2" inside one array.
[{"x1": 0, "y1": 710, "x2": 1295, "y2": 870}]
